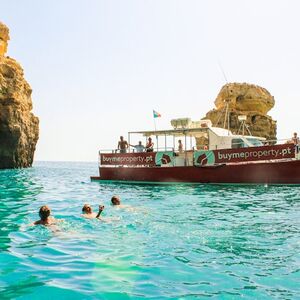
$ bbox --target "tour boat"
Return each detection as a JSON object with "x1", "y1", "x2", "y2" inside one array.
[{"x1": 91, "y1": 118, "x2": 300, "y2": 184}]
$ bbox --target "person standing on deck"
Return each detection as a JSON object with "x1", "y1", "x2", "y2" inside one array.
[
  {"x1": 292, "y1": 132, "x2": 299, "y2": 153},
  {"x1": 118, "y1": 136, "x2": 129, "y2": 153},
  {"x1": 145, "y1": 137, "x2": 154, "y2": 152},
  {"x1": 129, "y1": 141, "x2": 145, "y2": 153},
  {"x1": 292, "y1": 132, "x2": 299, "y2": 145},
  {"x1": 178, "y1": 139, "x2": 183, "y2": 153}
]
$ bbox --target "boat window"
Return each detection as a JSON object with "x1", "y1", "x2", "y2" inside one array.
[
  {"x1": 231, "y1": 138, "x2": 246, "y2": 149},
  {"x1": 246, "y1": 138, "x2": 263, "y2": 147}
]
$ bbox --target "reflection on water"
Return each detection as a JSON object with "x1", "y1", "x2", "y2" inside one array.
[{"x1": 0, "y1": 162, "x2": 299, "y2": 299}]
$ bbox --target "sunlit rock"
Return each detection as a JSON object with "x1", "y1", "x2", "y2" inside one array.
[
  {"x1": 203, "y1": 82, "x2": 277, "y2": 141},
  {"x1": 0, "y1": 22, "x2": 9, "y2": 56},
  {"x1": 0, "y1": 22, "x2": 39, "y2": 169}
]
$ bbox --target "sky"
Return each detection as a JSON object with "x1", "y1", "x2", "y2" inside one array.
[{"x1": 2, "y1": 0, "x2": 300, "y2": 161}]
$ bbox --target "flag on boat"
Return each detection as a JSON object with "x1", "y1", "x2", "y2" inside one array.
[{"x1": 153, "y1": 110, "x2": 161, "y2": 118}]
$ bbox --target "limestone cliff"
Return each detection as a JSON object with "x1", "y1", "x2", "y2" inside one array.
[
  {"x1": 203, "y1": 83, "x2": 277, "y2": 140},
  {"x1": 0, "y1": 22, "x2": 39, "y2": 169}
]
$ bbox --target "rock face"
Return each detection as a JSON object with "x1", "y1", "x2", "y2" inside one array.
[
  {"x1": 0, "y1": 22, "x2": 39, "y2": 169},
  {"x1": 203, "y1": 82, "x2": 277, "y2": 140},
  {"x1": 0, "y1": 22, "x2": 9, "y2": 56}
]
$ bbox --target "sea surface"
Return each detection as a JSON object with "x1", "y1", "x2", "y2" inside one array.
[{"x1": 0, "y1": 161, "x2": 299, "y2": 299}]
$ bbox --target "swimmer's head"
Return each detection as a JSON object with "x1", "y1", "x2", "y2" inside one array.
[
  {"x1": 39, "y1": 205, "x2": 51, "y2": 221},
  {"x1": 82, "y1": 204, "x2": 92, "y2": 214},
  {"x1": 111, "y1": 195, "x2": 121, "y2": 206}
]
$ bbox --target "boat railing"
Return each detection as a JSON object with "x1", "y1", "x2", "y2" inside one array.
[
  {"x1": 129, "y1": 146, "x2": 175, "y2": 153},
  {"x1": 98, "y1": 138, "x2": 299, "y2": 167},
  {"x1": 99, "y1": 147, "x2": 175, "y2": 154},
  {"x1": 263, "y1": 138, "x2": 291, "y2": 145},
  {"x1": 256, "y1": 137, "x2": 299, "y2": 145},
  {"x1": 260, "y1": 138, "x2": 299, "y2": 159},
  {"x1": 98, "y1": 149, "x2": 120, "y2": 154}
]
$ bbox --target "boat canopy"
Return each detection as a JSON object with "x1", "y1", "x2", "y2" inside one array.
[
  {"x1": 128, "y1": 125, "x2": 266, "y2": 151},
  {"x1": 129, "y1": 127, "x2": 210, "y2": 137}
]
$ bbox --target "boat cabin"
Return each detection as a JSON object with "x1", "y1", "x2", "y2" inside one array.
[{"x1": 128, "y1": 118, "x2": 266, "y2": 153}]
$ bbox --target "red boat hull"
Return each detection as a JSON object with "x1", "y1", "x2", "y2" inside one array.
[{"x1": 91, "y1": 159, "x2": 300, "y2": 184}]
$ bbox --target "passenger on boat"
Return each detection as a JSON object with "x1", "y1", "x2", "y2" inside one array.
[
  {"x1": 292, "y1": 132, "x2": 299, "y2": 145},
  {"x1": 146, "y1": 137, "x2": 154, "y2": 152},
  {"x1": 81, "y1": 204, "x2": 104, "y2": 219},
  {"x1": 130, "y1": 141, "x2": 145, "y2": 153},
  {"x1": 178, "y1": 139, "x2": 183, "y2": 153},
  {"x1": 292, "y1": 132, "x2": 299, "y2": 152},
  {"x1": 117, "y1": 136, "x2": 129, "y2": 153},
  {"x1": 33, "y1": 205, "x2": 58, "y2": 226}
]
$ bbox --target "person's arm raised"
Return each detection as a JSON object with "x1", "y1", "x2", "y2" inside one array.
[{"x1": 96, "y1": 205, "x2": 105, "y2": 219}]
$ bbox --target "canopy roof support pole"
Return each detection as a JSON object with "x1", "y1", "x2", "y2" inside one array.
[
  {"x1": 184, "y1": 133, "x2": 187, "y2": 166},
  {"x1": 173, "y1": 135, "x2": 175, "y2": 151},
  {"x1": 128, "y1": 133, "x2": 131, "y2": 153}
]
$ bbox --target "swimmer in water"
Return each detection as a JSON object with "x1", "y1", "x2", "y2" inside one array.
[
  {"x1": 111, "y1": 195, "x2": 135, "y2": 211},
  {"x1": 81, "y1": 204, "x2": 104, "y2": 219},
  {"x1": 111, "y1": 195, "x2": 121, "y2": 206},
  {"x1": 33, "y1": 205, "x2": 58, "y2": 226}
]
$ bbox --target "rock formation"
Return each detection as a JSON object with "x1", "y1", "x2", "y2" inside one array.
[
  {"x1": 0, "y1": 22, "x2": 39, "y2": 169},
  {"x1": 203, "y1": 82, "x2": 277, "y2": 140}
]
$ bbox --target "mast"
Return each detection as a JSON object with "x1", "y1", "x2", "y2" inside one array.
[{"x1": 223, "y1": 99, "x2": 230, "y2": 135}]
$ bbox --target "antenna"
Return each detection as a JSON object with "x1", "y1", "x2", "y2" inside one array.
[
  {"x1": 217, "y1": 60, "x2": 228, "y2": 83},
  {"x1": 216, "y1": 60, "x2": 231, "y2": 133}
]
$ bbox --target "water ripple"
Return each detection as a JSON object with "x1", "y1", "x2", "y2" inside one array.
[{"x1": 0, "y1": 162, "x2": 299, "y2": 299}]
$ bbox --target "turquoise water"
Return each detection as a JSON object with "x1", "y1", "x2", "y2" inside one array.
[{"x1": 0, "y1": 162, "x2": 299, "y2": 299}]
